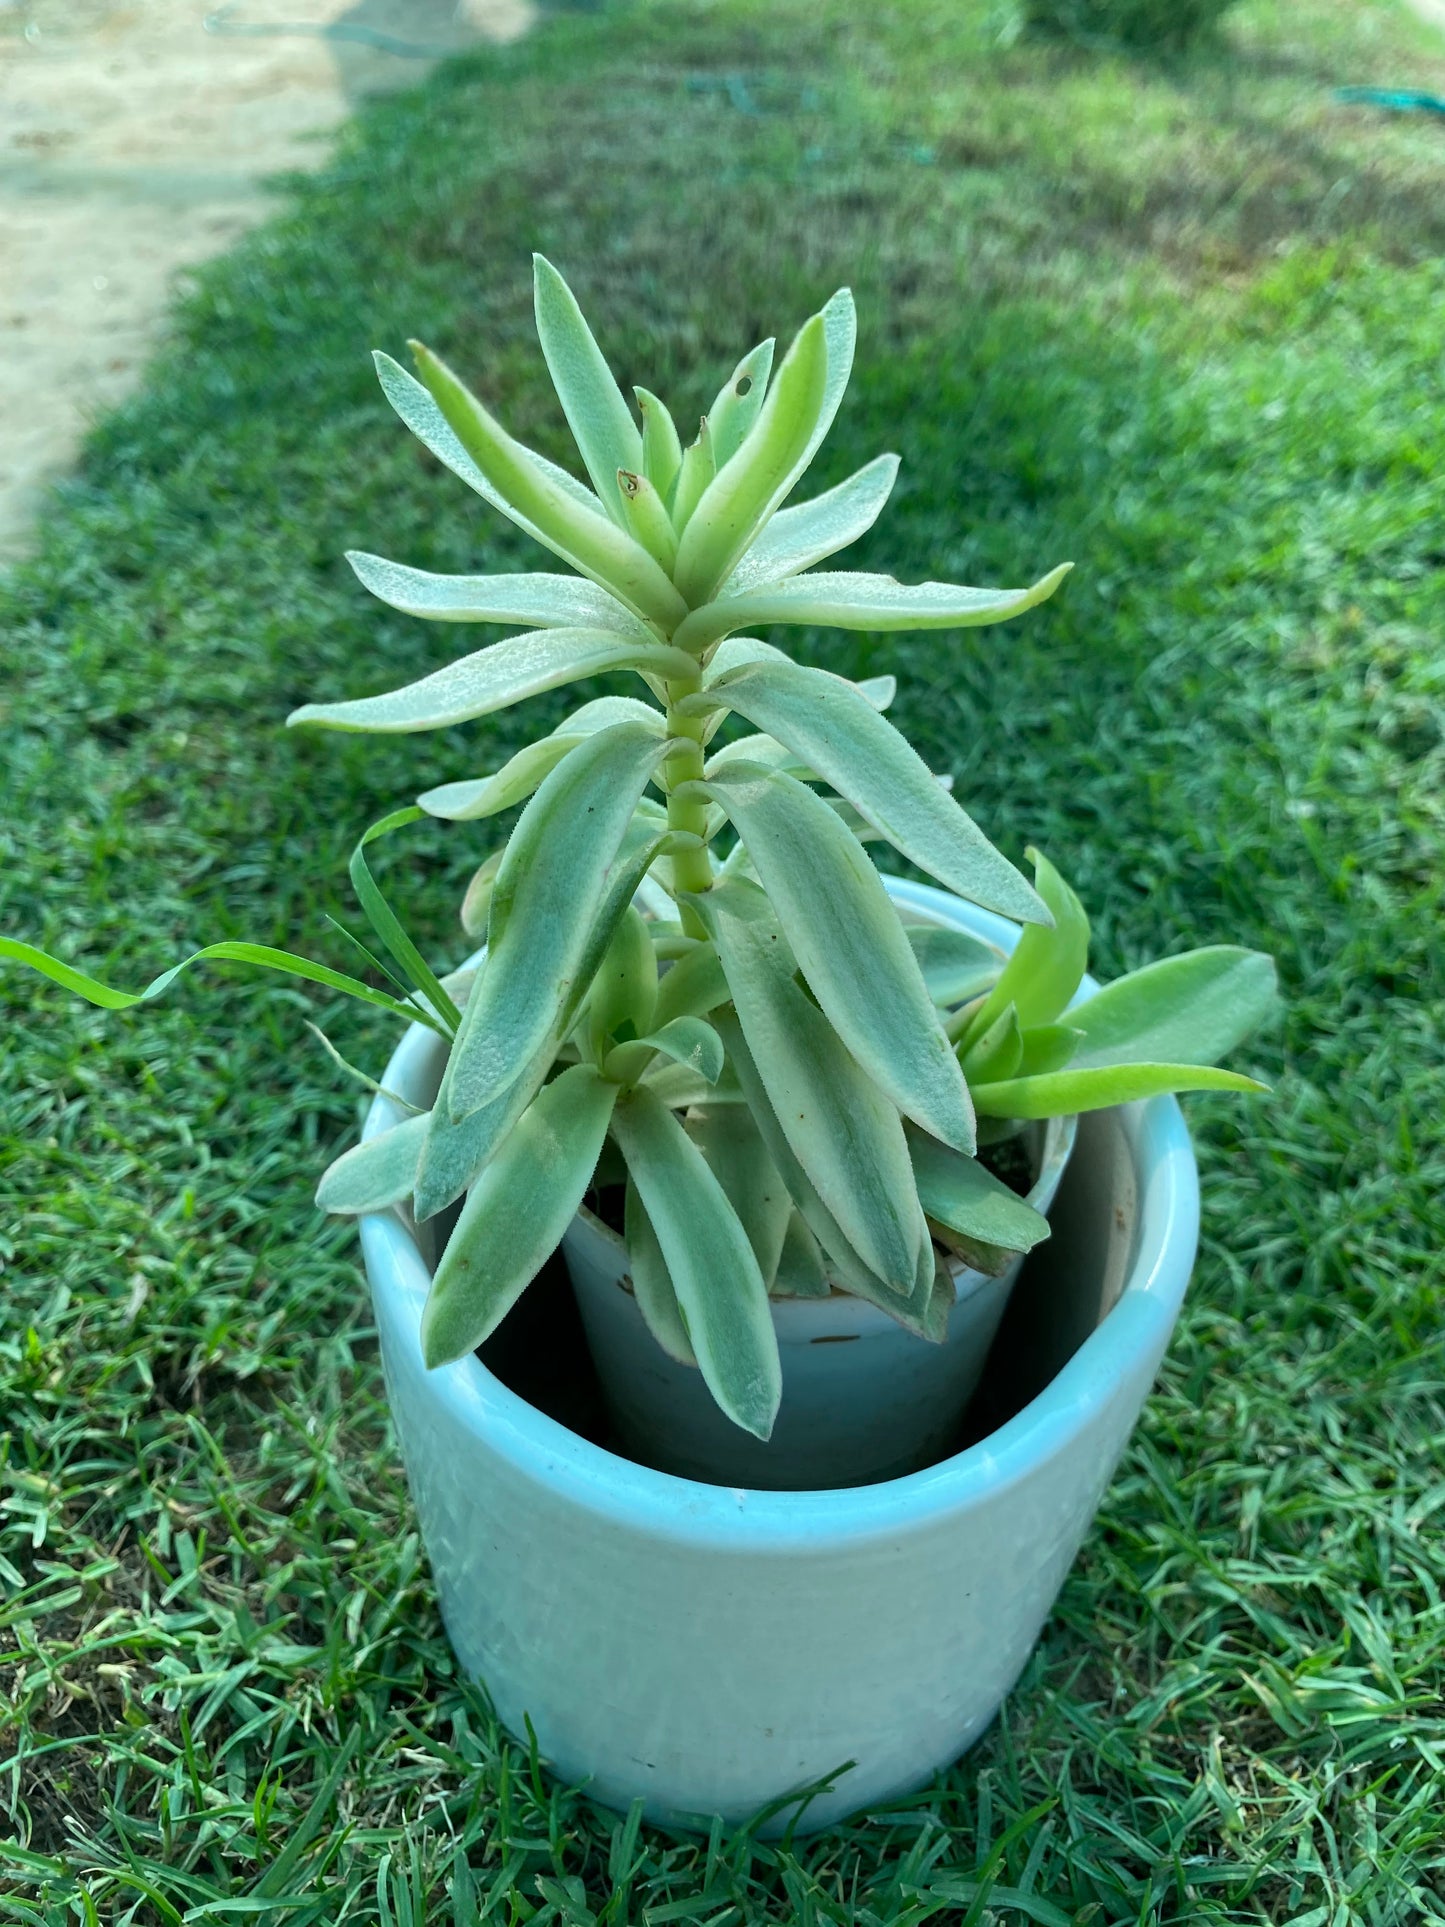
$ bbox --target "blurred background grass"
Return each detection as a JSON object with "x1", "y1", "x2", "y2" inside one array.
[{"x1": 2, "y1": 0, "x2": 1444, "y2": 1919}]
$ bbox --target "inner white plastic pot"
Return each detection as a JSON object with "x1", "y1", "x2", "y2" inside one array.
[{"x1": 563, "y1": 865, "x2": 1077, "y2": 1487}]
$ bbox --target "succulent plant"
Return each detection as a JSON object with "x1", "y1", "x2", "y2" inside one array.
[{"x1": 2, "y1": 260, "x2": 1277, "y2": 1440}]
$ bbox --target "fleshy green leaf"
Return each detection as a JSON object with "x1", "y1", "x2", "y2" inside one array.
[
  {"x1": 345, "y1": 553, "x2": 650, "y2": 636},
  {"x1": 616, "y1": 469, "x2": 678, "y2": 571},
  {"x1": 961, "y1": 849, "x2": 1088, "y2": 1050},
  {"x1": 674, "y1": 561, "x2": 1072, "y2": 653},
  {"x1": 374, "y1": 349, "x2": 600, "y2": 522},
  {"x1": 960, "y1": 1003, "x2": 1023, "y2": 1085},
  {"x1": 409, "y1": 341, "x2": 686, "y2": 630},
  {"x1": 691, "y1": 883, "x2": 928, "y2": 1292},
  {"x1": 610, "y1": 1085, "x2": 781, "y2": 1439},
  {"x1": 460, "y1": 852, "x2": 503, "y2": 939},
  {"x1": 1069, "y1": 946, "x2": 1279, "y2": 1068},
  {"x1": 672, "y1": 308, "x2": 831, "y2": 608},
  {"x1": 624, "y1": 1178, "x2": 696, "y2": 1365},
  {"x1": 605, "y1": 1016, "x2": 723, "y2": 1088},
  {"x1": 972, "y1": 1061, "x2": 1269, "y2": 1119},
  {"x1": 446, "y1": 725, "x2": 671, "y2": 1119},
  {"x1": 715, "y1": 1006, "x2": 939, "y2": 1334},
  {"x1": 702, "y1": 659, "x2": 1046, "y2": 924},
  {"x1": 1017, "y1": 1024, "x2": 1082, "y2": 1077},
  {"x1": 908, "y1": 926, "x2": 1002, "y2": 1006},
  {"x1": 586, "y1": 906, "x2": 658, "y2": 1058},
  {"x1": 421, "y1": 1065, "x2": 618, "y2": 1364},
  {"x1": 419, "y1": 701, "x2": 665, "y2": 822},
  {"x1": 669, "y1": 417, "x2": 715, "y2": 531},
  {"x1": 707, "y1": 338, "x2": 776, "y2": 467},
  {"x1": 907, "y1": 1125, "x2": 1050, "y2": 1261},
  {"x1": 316, "y1": 1115, "x2": 429, "y2": 1216},
  {"x1": 288, "y1": 629, "x2": 693, "y2": 735},
  {"x1": 686, "y1": 1105, "x2": 792, "y2": 1287},
  {"x1": 702, "y1": 766, "x2": 976, "y2": 1152},
  {"x1": 651, "y1": 940, "x2": 730, "y2": 1028},
  {"x1": 771, "y1": 1211, "x2": 830, "y2": 1297},
  {"x1": 532, "y1": 255, "x2": 644, "y2": 523},
  {"x1": 855, "y1": 673, "x2": 896, "y2": 711},
  {"x1": 723, "y1": 455, "x2": 899, "y2": 594},
  {"x1": 636, "y1": 387, "x2": 683, "y2": 502}
]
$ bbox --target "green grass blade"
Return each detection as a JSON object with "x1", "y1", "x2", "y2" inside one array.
[
  {"x1": 611, "y1": 1085, "x2": 781, "y2": 1439},
  {"x1": 349, "y1": 807, "x2": 462, "y2": 1031},
  {"x1": 421, "y1": 1064, "x2": 618, "y2": 1364}
]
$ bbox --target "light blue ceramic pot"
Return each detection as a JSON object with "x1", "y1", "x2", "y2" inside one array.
[{"x1": 359, "y1": 881, "x2": 1200, "y2": 1834}]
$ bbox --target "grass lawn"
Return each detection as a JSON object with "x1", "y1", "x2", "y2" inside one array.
[{"x1": 3, "y1": 0, "x2": 1444, "y2": 1917}]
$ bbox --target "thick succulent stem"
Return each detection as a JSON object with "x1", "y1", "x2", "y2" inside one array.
[{"x1": 664, "y1": 677, "x2": 713, "y2": 934}]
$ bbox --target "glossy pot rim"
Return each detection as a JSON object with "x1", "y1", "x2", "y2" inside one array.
[{"x1": 360, "y1": 878, "x2": 1200, "y2": 1550}]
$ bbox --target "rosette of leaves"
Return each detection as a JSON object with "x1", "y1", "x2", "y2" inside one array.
[
  {"x1": 2, "y1": 262, "x2": 1277, "y2": 1441},
  {"x1": 286, "y1": 261, "x2": 1275, "y2": 1439}
]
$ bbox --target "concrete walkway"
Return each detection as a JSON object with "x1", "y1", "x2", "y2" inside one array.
[{"x1": 0, "y1": 0, "x2": 531, "y2": 561}]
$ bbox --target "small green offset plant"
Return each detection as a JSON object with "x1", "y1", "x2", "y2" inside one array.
[{"x1": 3, "y1": 261, "x2": 1277, "y2": 1441}]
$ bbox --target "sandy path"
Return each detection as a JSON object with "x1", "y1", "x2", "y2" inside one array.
[{"x1": 0, "y1": 0, "x2": 532, "y2": 561}]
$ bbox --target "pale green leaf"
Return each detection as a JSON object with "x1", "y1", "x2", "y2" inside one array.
[
  {"x1": 636, "y1": 386, "x2": 683, "y2": 501},
  {"x1": 856, "y1": 673, "x2": 896, "y2": 711},
  {"x1": 532, "y1": 254, "x2": 644, "y2": 522},
  {"x1": 723, "y1": 453, "x2": 898, "y2": 595},
  {"x1": 624, "y1": 1178, "x2": 696, "y2": 1365},
  {"x1": 960, "y1": 1002, "x2": 1023, "y2": 1085},
  {"x1": 908, "y1": 926, "x2": 1001, "y2": 1006},
  {"x1": 611, "y1": 1085, "x2": 781, "y2": 1438},
  {"x1": 972, "y1": 1061, "x2": 1269, "y2": 1119},
  {"x1": 715, "y1": 1006, "x2": 940, "y2": 1334},
  {"x1": 672, "y1": 309, "x2": 830, "y2": 608},
  {"x1": 907, "y1": 1124, "x2": 1050, "y2": 1257},
  {"x1": 707, "y1": 337, "x2": 776, "y2": 466},
  {"x1": 669, "y1": 417, "x2": 716, "y2": 531},
  {"x1": 409, "y1": 341, "x2": 686, "y2": 629},
  {"x1": 373, "y1": 348, "x2": 600, "y2": 522},
  {"x1": 701, "y1": 768, "x2": 977, "y2": 1152},
  {"x1": 675, "y1": 561, "x2": 1072, "y2": 654},
  {"x1": 1070, "y1": 946, "x2": 1279, "y2": 1068},
  {"x1": 460, "y1": 851, "x2": 503, "y2": 939},
  {"x1": 962, "y1": 849, "x2": 1088, "y2": 1050},
  {"x1": 421, "y1": 1065, "x2": 618, "y2": 1364},
  {"x1": 288, "y1": 629, "x2": 692, "y2": 735},
  {"x1": 692, "y1": 883, "x2": 928, "y2": 1292},
  {"x1": 686, "y1": 1105, "x2": 792, "y2": 1287},
  {"x1": 316, "y1": 1114, "x2": 429, "y2": 1216},
  {"x1": 651, "y1": 940, "x2": 729, "y2": 1028},
  {"x1": 771, "y1": 1211, "x2": 829, "y2": 1298},
  {"x1": 447, "y1": 725, "x2": 670, "y2": 1120},
  {"x1": 616, "y1": 469, "x2": 677, "y2": 571},
  {"x1": 701, "y1": 635, "x2": 790, "y2": 681},
  {"x1": 702, "y1": 659, "x2": 1046, "y2": 924},
  {"x1": 605, "y1": 1015, "x2": 723, "y2": 1087},
  {"x1": 586, "y1": 906, "x2": 658, "y2": 1057},
  {"x1": 1017, "y1": 1024, "x2": 1082, "y2": 1077},
  {"x1": 345, "y1": 552, "x2": 649, "y2": 636},
  {"x1": 419, "y1": 701, "x2": 665, "y2": 822}
]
